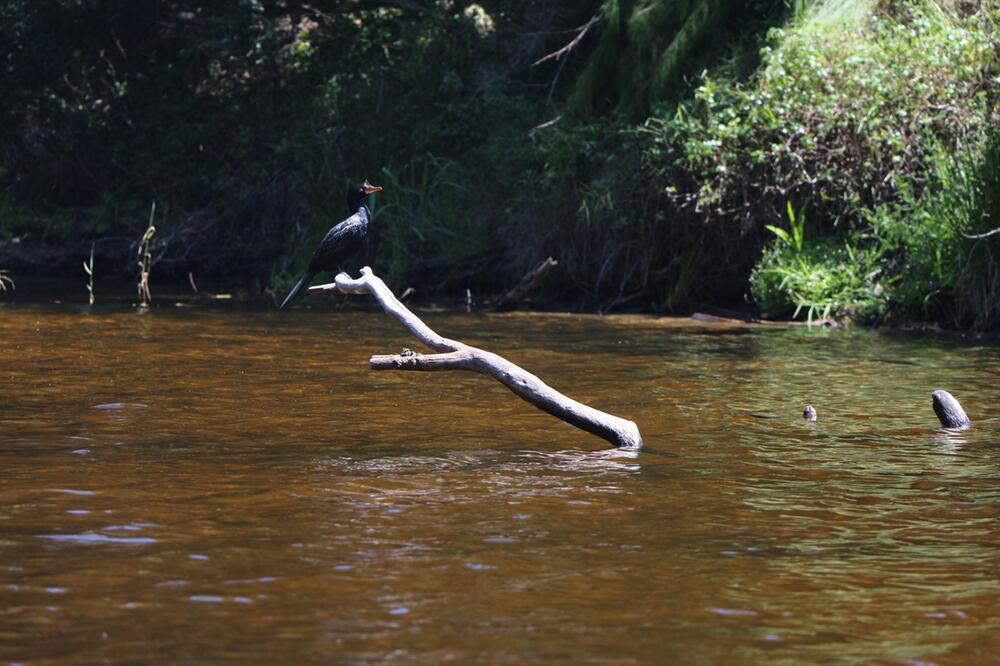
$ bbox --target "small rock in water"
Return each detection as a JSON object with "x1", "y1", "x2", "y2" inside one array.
[{"x1": 803, "y1": 405, "x2": 818, "y2": 422}]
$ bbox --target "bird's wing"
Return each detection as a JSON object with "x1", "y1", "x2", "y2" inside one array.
[{"x1": 309, "y1": 213, "x2": 366, "y2": 270}]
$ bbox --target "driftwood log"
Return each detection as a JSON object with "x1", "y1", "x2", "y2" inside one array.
[
  {"x1": 495, "y1": 256, "x2": 559, "y2": 311},
  {"x1": 310, "y1": 267, "x2": 643, "y2": 449},
  {"x1": 932, "y1": 390, "x2": 972, "y2": 430}
]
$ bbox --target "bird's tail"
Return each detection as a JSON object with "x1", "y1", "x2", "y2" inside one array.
[{"x1": 279, "y1": 271, "x2": 314, "y2": 310}]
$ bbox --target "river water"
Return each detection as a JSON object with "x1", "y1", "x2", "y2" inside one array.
[{"x1": 1, "y1": 300, "x2": 997, "y2": 664}]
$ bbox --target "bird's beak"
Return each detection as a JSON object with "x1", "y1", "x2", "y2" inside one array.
[{"x1": 362, "y1": 183, "x2": 383, "y2": 196}]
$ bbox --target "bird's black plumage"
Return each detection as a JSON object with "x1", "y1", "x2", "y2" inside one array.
[{"x1": 280, "y1": 181, "x2": 382, "y2": 309}]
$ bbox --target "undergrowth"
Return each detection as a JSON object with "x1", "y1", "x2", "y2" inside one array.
[
  {"x1": 640, "y1": 0, "x2": 998, "y2": 324},
  {"x1": 377, "y1": 155, "x2": 485, "y2": 289},
  {"x1": 3, "y1": 0, "x2": 998, "y2": 327}
]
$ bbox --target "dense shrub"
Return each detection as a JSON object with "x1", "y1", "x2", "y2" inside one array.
[
  {"x1": 636, "y1": 0, "x2": 998, "y2": 323},
  {"x1": 646, "y1": 1, "x2": 992, "y2": 227},
  {"x1": 493, "y1": 0, "x2": 996, "y2": 317}
]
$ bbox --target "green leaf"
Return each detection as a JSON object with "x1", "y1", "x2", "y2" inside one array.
[{"x1": 765, "y1": 225, "x2": 791, "y2": 246}]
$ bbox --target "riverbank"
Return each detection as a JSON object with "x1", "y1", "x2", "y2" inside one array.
[
  {"x1": 2, "y1": 1, "x2": 996, "y2": 329},
  {"x1": 6, "y1": 273, "x2": 1000, "y2": 346}
]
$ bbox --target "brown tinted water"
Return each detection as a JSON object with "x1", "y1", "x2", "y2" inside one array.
[{"x1": 1, "y1": 301, "x2": 998, "y2": 664}]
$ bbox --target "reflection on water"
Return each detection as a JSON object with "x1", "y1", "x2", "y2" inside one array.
[{"x1": 1, "y1": 303, "x2": 998, "y2": 664}]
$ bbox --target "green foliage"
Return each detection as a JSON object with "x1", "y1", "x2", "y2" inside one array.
[
  {"x1": 764, "y1": 201, "x2": 808, "y2": 254},
  {"x1": 0, "y1": 269, "x2": 13, "y2": 292},
  {"x1": 751, "y1": 107, "x2": 1000, "y2": 328},
  {"x1": 625, "y1": 0, "x2": 998, "y2": 321},
  {"x1": 1, "y1": 0, "x2": 996, "y2": 328},
  {"x1": 0, "y1": 0, "x2": 531, "y2": 285},
  {"x1": 862, "y1": 155, "x2": 964, "y2": 321},
  {"x1": 568, "y1": 0, "x2": 789, "y2": 119},
  {"x1": 866, "y1": 124, "x2": 1000, "y2": 328},
  {"x1": 955, "y1": 127, "x2": 1000, "y2": 329},
  {"x1": 642, "y1": 0, "x2": 993, "y2": 228},
  {"x1": 751, "y1": 202, "x2": 887, "y2": 323},
  {"x1": 377, "y1": 155, "x2": 485, "y2": 287},
  {"x1": 522, "y1": 0, "x2": 995, "y2": 314},
  {"x1": 751, "y1": 238, "x2": 887, "y2": 324}
]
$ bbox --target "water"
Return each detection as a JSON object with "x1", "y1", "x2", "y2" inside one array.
[{"x1": 1, "y1": 302, "x2": 998, "y2": 664}]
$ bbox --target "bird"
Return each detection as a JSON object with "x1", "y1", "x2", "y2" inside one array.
[{"x1": 279, "y1": 180, "x2": 382, "y2": 310}]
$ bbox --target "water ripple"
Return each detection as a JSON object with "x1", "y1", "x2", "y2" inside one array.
[{"x1": 38, "y1": 533, "x2": 157, "y2": 546}]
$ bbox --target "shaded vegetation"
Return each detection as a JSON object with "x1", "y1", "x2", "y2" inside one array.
[
  {"x1": 1, "y1": 0, "x2": 998, "y2": 329},
  {"x1": 515, "y1": 0, "x2": 999, "y2": 324},
  {"x1": 567, "y1": 0, "x2": 788, "y2": 119},
  {"x1": 0, "y1": 0, "x2": 578, "y2": 290}
]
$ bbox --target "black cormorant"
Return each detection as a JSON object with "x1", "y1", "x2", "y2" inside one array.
[{"x1": 279, "y1": 181, "x2": 382, "y2": 310}]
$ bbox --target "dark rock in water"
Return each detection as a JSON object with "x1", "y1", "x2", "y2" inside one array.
[
  {"x1": 803, "y1": 405, "x2": 817, "y2": 422},
  {"x1": 931, "y1": 390, "x2": 972, "y2": 430}
]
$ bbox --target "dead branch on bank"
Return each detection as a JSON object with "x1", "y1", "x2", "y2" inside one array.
[
  {"x1": 495, "y1": 256, "x2": 559, "y2": 311},
  {"x1": 309, "y1": 267, "x2": 642, "y2": 449}
]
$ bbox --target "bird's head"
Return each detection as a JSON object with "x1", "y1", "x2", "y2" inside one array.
[{"x1": 347, "y1": 180, "x2": 383, "y2": 211}]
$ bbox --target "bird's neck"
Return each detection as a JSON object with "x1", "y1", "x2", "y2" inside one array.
[{"x1": 348, "y1": 201, "x2": 371, "y2": 220}]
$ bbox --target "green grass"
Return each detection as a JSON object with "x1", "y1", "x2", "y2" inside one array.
[
  {"x1": 376, "y1": 154, "x2": 485, "y2": 288},
  {"x1": 751, "y1": 201, "x2": 888, "y2": 324}
]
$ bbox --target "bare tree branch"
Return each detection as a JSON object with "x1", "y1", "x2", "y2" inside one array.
[
  {"x1": 532, "y1": 13, "x2": 600, "y2": 106},
  {"x1": 310, "y1": 267, "x2": 643, "y2": 449},
  {"x1": 961, "y1": 227, "x2": 1000, "y2": 240},
  {"x1": 531, "y1": 13, "x2": 600, "y2": 68}
]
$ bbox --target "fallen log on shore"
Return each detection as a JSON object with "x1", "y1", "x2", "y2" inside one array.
[{"x1": 495, "y1": 257, "x2": 558, "y2": 311}]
